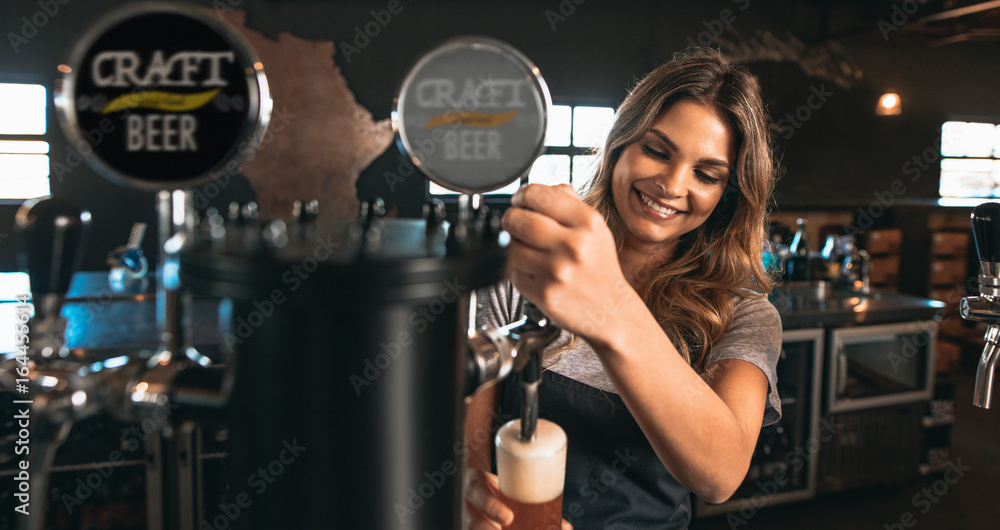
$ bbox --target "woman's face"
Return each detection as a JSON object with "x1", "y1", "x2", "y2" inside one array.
[{"x1": 611, "y1": 99, "x2": 736, "y2": 255}]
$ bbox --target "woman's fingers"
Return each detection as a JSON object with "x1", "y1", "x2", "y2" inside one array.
[
  {"x1": 464, "y1": 501, "x2": 502, "y2": 530},
  {"x1": 464, "y1": 468, "x2": 514, "y2": 527},
  {"x1": 505, "y1": 238, "x2": 555, "y2": 276},
  {"x1": 510, "y1": 183, "x2": 592, "y2": 229},
  {"x1": 501, "y1": 205, "x2": 567, "y2": 250}
]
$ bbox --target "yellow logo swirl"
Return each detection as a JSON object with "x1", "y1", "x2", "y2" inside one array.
[
  {"x1": 423, "y1": 109, "x2": 520, "y2": 129},
  {"x1": 99, "y1": 88, "x2": 222, "y2": 115}
]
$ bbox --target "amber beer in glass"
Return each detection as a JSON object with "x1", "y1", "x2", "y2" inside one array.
[{"x1": 495, "y1": 418, "x2": 567, "y2": 530}]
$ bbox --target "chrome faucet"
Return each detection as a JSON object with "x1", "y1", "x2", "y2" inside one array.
[
  {"x1": 961, "y1": 202, "x2": 1000, "y2": 408},
  {"x1": 465, "y1": 297, "x2": 561, "y2": 439},
  {"x1": 459, "y1": 197, "x2": 562, "y2": 439},
  {"x1": 841, "y1": 248, "x2": 871, "y2": 294}
]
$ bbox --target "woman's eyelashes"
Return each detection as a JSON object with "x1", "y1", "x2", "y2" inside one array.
[
  {"x1": 641, "y1": 144, "x2": 723, "y2": 186},
  {"x1": 695, "y1": 171, "x2": 721, "y2": 185},
  {"x1": 641, "y1": 144, "x2": 668, "y2": 160}
]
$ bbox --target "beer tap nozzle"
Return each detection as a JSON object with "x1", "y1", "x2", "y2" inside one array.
[{"x1": 508, "y1": 301, "x2": 560, "y2": 440}]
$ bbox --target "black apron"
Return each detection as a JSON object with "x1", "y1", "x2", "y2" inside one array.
[{"x1": 500, "y1": 370, "x2": 692, "y2": 529}]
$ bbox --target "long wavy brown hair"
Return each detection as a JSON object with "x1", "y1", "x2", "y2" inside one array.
[{"x1": 580, "y1": 49, "x2": 779, "y2": 374}]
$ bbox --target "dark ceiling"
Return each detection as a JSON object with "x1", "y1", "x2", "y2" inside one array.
[{"x1": 766, "y1": 0, "x2": 1000, "y2": 46}]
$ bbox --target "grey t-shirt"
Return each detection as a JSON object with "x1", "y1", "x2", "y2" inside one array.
[{"x1": 478, "y1": 280, "x2": 783, "y2": 426}]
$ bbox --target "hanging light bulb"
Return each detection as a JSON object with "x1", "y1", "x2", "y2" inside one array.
[{"x1": 877, "y1": 92, "x2": 902, "y2": 116}]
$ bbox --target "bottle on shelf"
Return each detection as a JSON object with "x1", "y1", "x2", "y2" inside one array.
[{"x1": 787, "y1": 218, "x2": 810, "y2": 282}]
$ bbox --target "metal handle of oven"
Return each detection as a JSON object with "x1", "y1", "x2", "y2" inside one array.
[{"x1": 837, "y1": 346, "x2": 848, "y2": 398}]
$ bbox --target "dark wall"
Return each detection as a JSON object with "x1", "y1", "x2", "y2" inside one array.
[{"x1": 1, "y1": 0, "x2": 999, "y2": 271}]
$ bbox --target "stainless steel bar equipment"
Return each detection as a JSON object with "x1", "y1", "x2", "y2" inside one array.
[
  {"x1": 960, "y1": 202, "x2": 1000, "y2": 408},
  {"x1": 1, "y1": 4, "x2": 273, "y2": 529}
]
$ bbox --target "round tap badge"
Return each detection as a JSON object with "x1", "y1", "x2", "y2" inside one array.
[
  {"x1": 393, "y1": 37, "x2": 551, "y2": 195},
  {"x1": 55, "y1": 2, "x2": 271, "y2": 190}
]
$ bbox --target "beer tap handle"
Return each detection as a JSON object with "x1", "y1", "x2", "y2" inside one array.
[
  {"x1": 15, "y1": 197, "x2": 91, "y2": 318},
  {"x1": 972, "y1": 203, "x2": 1000, "y2": 293},
  {"x1": 972, "y1": 202, "x2": 1000, "y2": 267},
  {"x1": 965, "y1": 203, "x2": 1000, "y2": 408}
]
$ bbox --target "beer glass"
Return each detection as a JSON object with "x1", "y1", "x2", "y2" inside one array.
[{"x1": 495, "y1": 418, "x2": 567, "y2": 530}]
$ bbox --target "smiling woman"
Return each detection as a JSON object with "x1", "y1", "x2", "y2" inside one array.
[
  {"x1": 464, "y1": 49, "x2": 782, "y2": 530},
  {"x1": 611, "y1": 100, "x2": 735, "y2": 256}
]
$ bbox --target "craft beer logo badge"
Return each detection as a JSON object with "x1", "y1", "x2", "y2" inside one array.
[
  {"x1": 394, "y1": 38, "x2": 550, "y2": 194},
  {"x1": 57, "y1": 4, "x2": 268, "y2": 189}
]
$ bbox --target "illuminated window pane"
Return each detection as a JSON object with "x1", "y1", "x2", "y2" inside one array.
[
  {"x1": 528, "y1": 154, "x2": 570, "y2": 186},
  {"x1": 428, "y1": 181, "x2": 454, "y2": 195},
  {"x1": 429, "y1": 179, "x2": 521, "y2": 196},
  {"x1": 0, "y1": 83, "x2": 46, "y2": 135},
  {"x1": 941, "y1": 121, "x2": 995, "y2": 158},
  {"x1": 485, "y1": 179, "x2": 522, "y2": 195},
  {"x1": 545, "y1": 105, "x2": 571, "y2": 147},
  {"x1": 0, "y1": 140, "x2": 48, "y2": 154},
  {"x1": 939, "y1": 158, "x2": 1000, "y2": 198},
  {"x1": 0, "y1": 154, "x2": 51, "y2": 198},
  {"x1": 572, "y1": 106, "x2": 614, "y2": 148},
  {"x1": 571, "y1": 155, "x2": 599, "y2": 194}
]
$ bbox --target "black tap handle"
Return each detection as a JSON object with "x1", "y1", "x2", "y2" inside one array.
[
  {"x1": 972, "y1": 202, "x2": 1000, "y2": 264},
  {"x1": 15, "y1": 197, "x2": 91, "y2": 297}
]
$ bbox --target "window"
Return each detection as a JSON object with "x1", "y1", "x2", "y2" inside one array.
[
  {"x1": 429, "y1": 103, "x2": 615, "y2": 197},
  {"x1": 0, "y1": 82, "x2": 50, "y2": 200},
  {"x1": 938, "y1": 120, "x2": 1000, "y2": 199},
  {"x1": 531, "y1": 104, "x2": 615, "y2": 195}
]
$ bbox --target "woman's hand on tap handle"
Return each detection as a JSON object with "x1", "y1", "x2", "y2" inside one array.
[
  {"x1": 502, "y1": 184, "x2": 630, "y2": 348},
  {"x1": 463, "y1": 467, "x2": 572, "y2": 530}
]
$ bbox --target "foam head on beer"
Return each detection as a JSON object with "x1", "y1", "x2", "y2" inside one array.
[{"x1": 495, "y1": 418, "x2": 567, "y2": 504}]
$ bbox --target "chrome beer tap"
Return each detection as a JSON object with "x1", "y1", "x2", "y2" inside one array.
[
  {"x1": 14, "y1": 197, "x2": 90, "y2": 360},
  {"x1": 3, "y1": 196, "x2": 111, "y2": 530},
  {"x1": 960, "y1": 202, "x2": 1000, "y2": 408},
  {"x1": 6, "y1": 195, "x2": 232, "y2": 530},
  {"x1": 459, "y1": 196, "x2": 562, "y2": 438}
]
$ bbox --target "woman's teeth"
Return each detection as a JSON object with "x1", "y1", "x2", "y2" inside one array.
[{"x1": 638, "y1": 190, "x2": 678, "y2": 215}]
